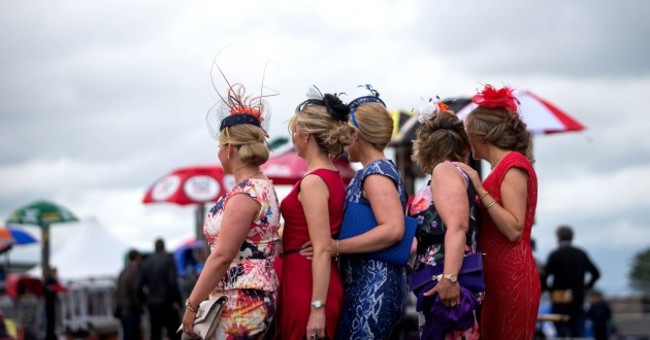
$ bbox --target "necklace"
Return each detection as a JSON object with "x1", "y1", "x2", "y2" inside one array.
[{"x1": 237, "y1": 171, "x2": 263, "y2": 185}]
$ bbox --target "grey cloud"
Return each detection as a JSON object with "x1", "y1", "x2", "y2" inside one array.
[{"x1": 413, "y1": 0, "x2": 650, "y2": 78}]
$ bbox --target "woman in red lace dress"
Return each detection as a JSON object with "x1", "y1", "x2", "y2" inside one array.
[
  {"x1": 456, "y1": 85, "x2": 540, "y2": 339},
  {"x1": 276, "y1": 88, "x2": 351, "y2": 340}
]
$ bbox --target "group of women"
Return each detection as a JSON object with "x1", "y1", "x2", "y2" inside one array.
[{"x1": 179, "y1": 82, "x2": 540, "y2": 340}]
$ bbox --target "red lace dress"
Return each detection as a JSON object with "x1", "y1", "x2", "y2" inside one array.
[
  {"x1": 478, "y1": 152, "x2": 541, "y2": 339},
  {"x1": 276, "y1": 169, "x2": 345, "y2": 340}
]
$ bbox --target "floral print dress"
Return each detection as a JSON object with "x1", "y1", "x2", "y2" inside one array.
[
  {"x1": 203, "y1": 178, "x2": 281, "y2": 339},
  {"x1": 407, "y1": 162, "x2": 481, "y2": 339}
]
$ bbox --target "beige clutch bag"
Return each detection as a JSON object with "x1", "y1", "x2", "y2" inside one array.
[{"x1": 177, "y1": 295, "x2": 229, "y2": 340}]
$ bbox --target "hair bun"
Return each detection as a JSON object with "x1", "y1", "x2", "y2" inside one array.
[{"x1": 323, "y1": 93, "x2": 350, "y2": 122}]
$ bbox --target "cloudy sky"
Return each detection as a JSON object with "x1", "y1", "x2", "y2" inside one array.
[{"x1": 1, "y1": 0, "x2": 648, "y2": 295}]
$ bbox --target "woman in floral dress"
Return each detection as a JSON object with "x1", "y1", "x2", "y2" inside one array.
[
  {"x1": 181, "y1": 83, "x2": 281, "y2": 339},
  {"x1": 408, "y1": 103, "x2": 482, "y2": 339}
]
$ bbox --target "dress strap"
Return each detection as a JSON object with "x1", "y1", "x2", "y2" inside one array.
[{"x1": 450, "y1": 161, "x2": 470, "y2": 187}]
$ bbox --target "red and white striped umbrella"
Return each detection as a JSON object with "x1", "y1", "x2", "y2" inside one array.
[
  {"x1": 456, "y1": 89, "x2": 585, "y2": 135},
  {"x1": 142, "y1": 165, "x2": 237, "y2": 241},
  {"x1": 142, "y1": 165, "x2": 236, "y2": 205}
]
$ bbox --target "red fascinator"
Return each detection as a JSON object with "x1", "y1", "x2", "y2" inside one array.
[{"x1": 471, "y1": 84, "x2": 520, "y2": 113}]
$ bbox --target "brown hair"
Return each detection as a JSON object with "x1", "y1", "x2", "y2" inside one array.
[
  {"x1": 412, "y1": 111, "x2": 470, "y2": 173},
  {"x1": 465, "y1": 106, "x2": 534, "y2": 162},
  {"x1": 219, "y1": 124, "x2": 269, "y2": 166},
  {"x1": 353, "y1": 102, "x2": 393, "y2": 151}
]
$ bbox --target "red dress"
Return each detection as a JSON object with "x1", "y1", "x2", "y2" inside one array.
[
  {"x1": 479, "y1": 152, "x2": 541, "y2": 339},
  {"x1": 277, "y1": 169, "x2": 345, "y2": 340}
]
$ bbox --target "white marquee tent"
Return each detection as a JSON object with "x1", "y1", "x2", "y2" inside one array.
[{"x1": 28, "y1": 218, "x2": 136, "y2": 280}]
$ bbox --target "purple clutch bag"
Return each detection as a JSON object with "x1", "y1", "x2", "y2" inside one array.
[
  {"x1": 409, "y1": 252, "x2": 485, "y2": 304},
  {"x1": 409, "y1": 253, "x2": 485, "y2": 337}
]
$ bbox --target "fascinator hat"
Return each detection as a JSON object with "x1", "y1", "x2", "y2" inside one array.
[
  {"x1": 471, "y1": 84, "x2": 520, "y2": 114},
  {"x1": 414, "y1": 96, "x2": 453, "y2": 124},
  {"x1": 348, "y1": 84, "x2": 386, "y2": 128},
  {"x1": 205, "y1": 49, "x2": 277, "y2": 140},
  {"x1": 295, "y1": 86, "x2": 349, "y2": 123}
]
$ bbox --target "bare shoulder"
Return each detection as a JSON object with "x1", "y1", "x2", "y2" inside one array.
[
  {"x1": 299, "y1": 173, "x2": 328, "y2": 191},
  {"x1": 503, "y1": 166, "x2": 529, "y2": 182},
  {"x1": 432, "y1": 162, "x2": 461, "y2": 180},
  {"x1": 364, "y1": 173, "x2": 395, "y2": 189}
]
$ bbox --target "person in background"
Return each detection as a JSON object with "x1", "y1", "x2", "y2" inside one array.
[
  {"x1": 140, "y1": 239, "x2": 181, "y2": 340},
  {"x1": 116, "y1": 249, "x2": 144, "y2": 340},
  {"x1": 542, "y1": 225, "x2": 600, "y2": 337},
  {"x1": 456, "y1": 84, "x2": 540, "y2": 339},
  {"x1": 334, "y1": 86, "x2": 409, "y2": 339},
  {"x1": 408, "y1": 102, "x2": 481, "y2": 338},
  {"x1": 276, "y1": 87, "x2": 350, "y2": 340},
  {"x1": 181, "y1": 81, "x2": 281, "y2": 339},
  {"x1": 587, "y1": 291, "x2": 612, "y2": 340},
  {"x1": 44, "y1": 267, "x2": 66, "y2": 340}
]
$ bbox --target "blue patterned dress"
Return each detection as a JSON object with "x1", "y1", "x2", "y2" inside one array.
[{"x1": 337, "y1": 159, "x2": 408, "y2": 340}]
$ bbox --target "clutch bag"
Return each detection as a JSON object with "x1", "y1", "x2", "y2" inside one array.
[
  {"x1": 409, "y1": 253, "x2": 485, "y2": 313},
  {"x1": 409, "y1": 253, "x2": 485, "y2": 296},
  {"x1": 339, "y1": 200, "x2": 418, "y2": 266},
  {"x1": 177, "y1": 295, "x2": 228, "y2": 340}
]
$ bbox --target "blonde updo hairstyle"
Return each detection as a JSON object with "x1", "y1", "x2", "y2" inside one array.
[
  {"x1": 289, "y1": 105, "x2": 352, "y2": 158},
  {"x1": 465, "y1": 106, "x2": 534, "y2": 162},
  {"x1": 353, "y1": 102, "x2": 394, "y2": 151},
  {"x1": 219, "y1": 124, "x2": 269, "y2": 166},
  {"x1": 413, "y1": 111, "x2": 471, "y2": 174}
]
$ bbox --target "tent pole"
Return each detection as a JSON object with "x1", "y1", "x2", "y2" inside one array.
[
  {"x1": 42, "y1": 224, "x2": 51, "y2": 279},
  {"x1": 195, "y1": 204, "x2": 206, "y2": 242}
]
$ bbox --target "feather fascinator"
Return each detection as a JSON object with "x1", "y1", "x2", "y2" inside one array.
[
  {"x1": 471, "y1": 84, "x2": 519, "y2": 113},
  {"x1": 205, "y1": 49, "x2": 278, "y2": 140}
]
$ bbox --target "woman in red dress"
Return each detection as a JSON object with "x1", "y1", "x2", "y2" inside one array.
[
  {"x1": 276, "y1": 88, "x2": 351, "y2": 340},
  {"x1": 456, "y1": 85, "x2": 540, "y2": 339}
]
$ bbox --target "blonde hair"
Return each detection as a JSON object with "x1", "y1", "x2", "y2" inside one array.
[
  {"x1": 289, "y1": 105, "x2": 352, "y2": 157},
  {"x1": 465, "y1": 106, "x2": 534, "y2": 162},
  {"x1": 412, "y1": 111, "x2": 470, "y2": 173},
  {"x1": 353, "y1": 102, "x2": 393, "y2": 151},
  {"x1": 219, "y1": 124, "x2": 269, "y2": 166}
]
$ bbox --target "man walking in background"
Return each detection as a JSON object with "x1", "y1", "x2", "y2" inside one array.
[
  {"x1": 140, "y1": 239, "x2": 181, "y2": 340},
  {"x1": 116, "y1": 249, "x2": 144, "y2": 340},
  {"x1": 542, "y1": 225, "x2": 601, "y2": 338}
]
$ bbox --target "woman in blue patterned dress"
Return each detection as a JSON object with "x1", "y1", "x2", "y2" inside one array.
[{"x1": 334, "y1": 89, "x2": 409, "y2": 339}]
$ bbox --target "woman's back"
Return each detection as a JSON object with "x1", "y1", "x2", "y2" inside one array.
[{"x1": 277, "y1": 169, "x2": 345, "y2": 340}]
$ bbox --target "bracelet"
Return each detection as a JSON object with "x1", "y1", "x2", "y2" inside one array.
[
  {"x1": 484, "y1": 200, "x2": 497, "y2": 209},
  {"x1": 334, "y1": 240, "x2": 340, "y2": 259},
  {"x1": 479, "y1": 191, "x2": 489, "y2": 200},
  {"x1": 185, "y1": 298, "x2": 198, "y2": 313}
]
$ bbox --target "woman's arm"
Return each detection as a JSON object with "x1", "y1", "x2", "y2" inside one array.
[
  {"x1": 455, "y1": 163, "x2": 528, "y2": 242},
  {"x1": 181, "y1": 193, "x2": 260, "y2": 336},
  {"x1": 485, "y1": 168, "x2": 529, "y2": 241},
  {"x1": 423, "y1": 163, "x2": 468, "y2": 307},
  {"x1": 300, "y1": 174, "x2": 333, "y2": 339},
  {"x1": 337, "y1": 174, "x2": 405, "y2": 254}
]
